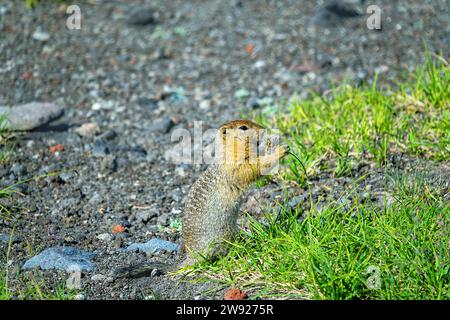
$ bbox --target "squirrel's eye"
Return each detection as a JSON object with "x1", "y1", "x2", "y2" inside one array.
[{"x1": 239, "y1": 125, "x2": 248, "y2": 131}]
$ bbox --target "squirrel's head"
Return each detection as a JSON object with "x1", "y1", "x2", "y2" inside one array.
[{"x1": 217, "y1": 119, "x2": 266, "y2": 165}]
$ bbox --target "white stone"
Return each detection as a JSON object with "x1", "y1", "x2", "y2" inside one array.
[
  {"x1": 74, "y1": 123, "x2": 99, "y2": 137},
  {"x1": 91, "y1": 274, "x2": 107, "y2": 281},
  {"x1": 254, "y1": 60, "x2": 266, "y2": 68},
  {"x1": 199, "y1": 100, "x2": 211, "y2": 110},
  {"x1": 32, "y1": 30, "x2": 50, "y2": 42},
  {"x1": 96, "y1": 233, "x2": 112, "y2": 242}
]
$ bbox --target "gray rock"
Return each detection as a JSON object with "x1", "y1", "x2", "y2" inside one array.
[
  {"x1": 199, "y1": 99, "x2": 211, "y2": 110},
  {"x1": 58, "y1": 172, "x2": 73, "y2": 183},
  {"x1": 361, "y1": 192, "x2": 371, "y2": 201},
  {"x1": 96, "y1": 233, "x2": 112, "y2": 242},
  {"x1": 115, "y1": 230, "x2": 130, "y2": 239},
  {"x1": 125, "y1": 238, "x2": 180, "y2": 254},
  {"x1": 150, "y1": 268, "x2": 161, "y2": 277},
  {"x1": 137, "y1": 97, "x2": 158, "y2": 109},
  {"x1": 246, "y1": 96, "x2": 260, "y2": 109},
  {"x1": 0, "y1": 234, "x2": 20, "y2": 244},
  {"x1": 88, "y1": 193, "x2": 103, "y2": 205},
  {"x1": 136, "y1": 209, "x2": 157, "y2": 224},
  {"x1": 127, "y1": 146, "x2": 147, "y2": 161},
  {"x1": 147, "y1": 117, "x2": 175, "y2": 134},
  {"x1": 60, "y1": 198, "x2": 80, "y2": 210},
  {"x1": 308, "y1": 0, "x2": 362, "y2": 28},
  {"x1": 113, "y1": 237, "x2": 123, "y2": 249},
  {"x1": 98, "y1": 129, "x2": 118, "y2": 141},
  {"x1": 10, "y1": 164, "x2": 27, "y2": 176},
  {"x1": 234, "y1": 88, "x2": 250, "y2": 99},
  {"x1": 337, "y1": 197, "x2": 352, "y2": 210},
  {"x1": 288, "y1": 195, "x2": 307, "y2": 208},
  {"x1": 0, "y1": 168, "x2": 8, "y2": 178},
  {"x1": 91, "y1": 100, "x2": 115, "y2": 111},
  {"x1": 74, "y1": 123, "x2": 99, "y2": 137},
  {"x1": 127, "y1": 7, "x2": 156, "y2": 26},
  {"x1": 116, "y1": 157, "x2": 129, "y2": 169},
  {"x1": 0, "y1": 102, "x2": 64, "y2": 131},
  {"x1": 22, "y1": 246, "x2": 96, "y2": 271},
  {"x1": 100, "y1": 155, "x2": 117, "y2": 173},
  {"x1": 91, "y1": 274, "x2": 107, "y2": 281},
  {"x1": 157, "y1": 212, "x2": 171, "y2": 226},
  {"x1": 92, "y1": 139, "x2": 110, "y2": 157},
  {"x1": 0, "y1": 5, "x2": 11, "y2": 15},
  {"x1": 174, "y1": 166, "x2": 186, "y2": 177},
  {"x1": 161, "y1": 87, "x2": 186, "y2": 103}
]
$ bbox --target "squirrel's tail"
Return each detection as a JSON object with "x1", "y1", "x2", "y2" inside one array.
[{"x1": 113, "y1": 261, "x2": 175, "y2": 278}]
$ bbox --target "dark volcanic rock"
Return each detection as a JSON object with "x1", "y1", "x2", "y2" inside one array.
[
  {"x1": 127, "y1": 7, "x2": 157, "y2": 26},
  {"x1": 308, "y1": 0, "x2": 362, "y2": 28}
]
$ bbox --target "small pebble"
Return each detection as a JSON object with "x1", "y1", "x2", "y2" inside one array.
[
  {"x1": 91, "y1": 274, "x2": 107, "y2": 282},
  {"x1": 75, "y1": 123, "x2": 99, "y2": 137},
  {"x1": 32, "y1": 29, "x2": 50, "y2": 42},
  {"x1": 96, "y1": 233, "x2": 112, "y2": 242}
]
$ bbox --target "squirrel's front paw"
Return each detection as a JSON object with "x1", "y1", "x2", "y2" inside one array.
[{"x1": 278, "y1": 144, "x2": 290, "y2": 158}]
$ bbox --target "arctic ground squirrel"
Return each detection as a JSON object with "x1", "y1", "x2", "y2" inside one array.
[{"x1": 115, "y1": 119, "x2": 289, "y2": 278}]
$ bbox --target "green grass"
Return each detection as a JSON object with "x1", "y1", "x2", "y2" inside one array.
[
  {"x1": 1, "y1": 270, "x2": 76, "y2": 300},
  {"x1": 189, "y1": 56, "x2": 450, "y2": 299},
  {"x1": 24, "y1": 0, "x2": 67, "y2": 9},
  {"x1": 0, "y1": 114, "x2": 13, "y2": 164},
  {"x1": 254, "y1": 55, "x2": 449, "y2": 185},
  {"x1": 0, "y1": 115, "x2": 14, "y2": 219},
  {"x1": 0, "y1": 210, "x2": 76, "y2": 300},
  {"x1": 0, "y1": 227, "x2": 76, "y2": 300},
  {"x1": 189, "y1": 170, "x2": 449, "y2": 300}
]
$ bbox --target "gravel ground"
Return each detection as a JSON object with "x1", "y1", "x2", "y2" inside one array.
[{"x1": 0, "y1": 0, "x2": 448, "y2": 299}]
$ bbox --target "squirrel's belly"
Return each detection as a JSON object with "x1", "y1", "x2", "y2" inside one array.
[
  {"x1": 182, "y1": 165, "x2": 245, "y2": 261},
  {"x1": 183, "y1": 193, "x2": 241, "y2": 260}
]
